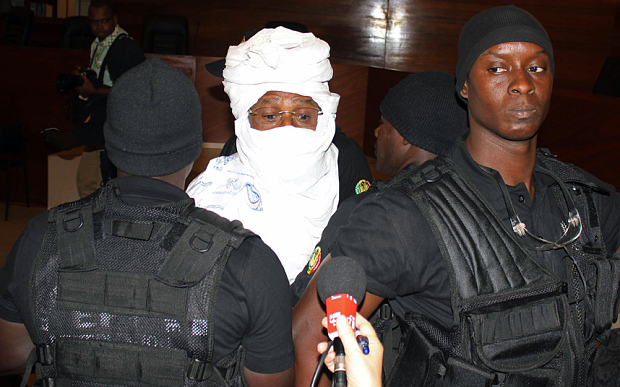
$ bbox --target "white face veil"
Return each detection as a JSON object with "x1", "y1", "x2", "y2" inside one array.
[{"x1": 187, "y1": 27, "x2": 341, "y2": 283}]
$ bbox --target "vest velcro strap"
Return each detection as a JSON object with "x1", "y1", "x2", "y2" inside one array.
[
  {"x1": 55, "y1": 205, "x2": 98, "y2": 271},
  {"x1": 111, "y1": 220, "x2": 154, "y2": 241},
  {"x1": 57, "y1": 270, "x2": 187, "y2": 318},
  {"x1": 56, "y1": 338, "x2": 187, "y2": 386},
  {"x1": 158, "y1": 220, "x2": 231, "y2": 287},
  {"x1": 479, "y1": 301, "x2": 561, "y2": 345}
]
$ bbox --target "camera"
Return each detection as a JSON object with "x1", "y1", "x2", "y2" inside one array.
[{"x1": 56, "y1": 67, "x2": 98, "y2": 92}]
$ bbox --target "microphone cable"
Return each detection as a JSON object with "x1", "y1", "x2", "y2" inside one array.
[{"x1": 310, "y1": 340, "x2": 334, "y2": 387}]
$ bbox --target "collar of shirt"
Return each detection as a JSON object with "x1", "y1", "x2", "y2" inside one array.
[
  {"x1": 446, "y1": 140, "x2": 557, "y2": 223},
  {"x1": 94, "y1": 25, "x2": 127, "y2": 49}
]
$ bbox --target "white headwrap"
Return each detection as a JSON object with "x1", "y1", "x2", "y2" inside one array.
[{"x1": 187, "y1": 27, "x2": 340, "y2": 283}]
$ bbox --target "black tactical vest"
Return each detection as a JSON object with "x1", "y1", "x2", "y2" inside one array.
[
  {"x1": 22, "y1": 181, "x2": 255, "y2": 387},
  {"x1": 384, "y1": 151, "x2": 620, "y2": 387}
]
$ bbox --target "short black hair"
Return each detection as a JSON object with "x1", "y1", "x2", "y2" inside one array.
[{"x1": 89, "y1": 0, "x2": 115, "y2": 15}]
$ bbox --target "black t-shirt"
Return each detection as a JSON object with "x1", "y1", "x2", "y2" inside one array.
[
  {"x1": 293, "y1": 141, "x2": 620, "y2": 328},
  {"x1": 220, "y1": 128, "x2": 373, "y2": 205},
  {"x1": 0, "y1": 176, "x2": 294, "y2": 374}
]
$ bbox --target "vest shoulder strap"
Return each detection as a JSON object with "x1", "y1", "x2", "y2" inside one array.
[{"x1": 157, "y1": 205, "x2": 255, "y2": 287}]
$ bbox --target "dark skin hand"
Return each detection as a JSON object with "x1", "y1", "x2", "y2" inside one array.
[
  {"x1": 292, "y1": 254, "x2": 384, "y2": 387},
  {"x1": 0, "y1": 319, "x2": 34, "y2": 376}
]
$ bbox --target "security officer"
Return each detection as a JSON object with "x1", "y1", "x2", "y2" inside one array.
[
  {"x1": 0, "y1": 58, "x2": 294, "y2": 387},
  {"x1": 292, "y1": 6, "x2": 620, "y2": 387}
]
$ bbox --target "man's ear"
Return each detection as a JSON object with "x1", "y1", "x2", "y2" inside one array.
[{"x1": 460, "y1": 79, "x2": 469, "y2": 99}]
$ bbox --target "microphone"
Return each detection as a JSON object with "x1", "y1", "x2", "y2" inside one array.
[{"x1": 316, "y1": 256, "x2": 367, "y2": 387}]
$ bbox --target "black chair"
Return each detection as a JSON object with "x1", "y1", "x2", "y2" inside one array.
[
  {"x1": 141, "y1": 14, "x2": 189, "y2": 55},
  {"x1": 61, "y1": 16, "x2": 94, "y2": 50},
  {"x1": 1, "y1": 6, "x2": 33, "y2": 46},
  {"x1": 0, "y1": 123, "x2": 30, "y2": 221}
]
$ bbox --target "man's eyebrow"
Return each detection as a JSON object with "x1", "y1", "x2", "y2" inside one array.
[
  {"x1": 295, "y1": 98, "x2": 316, "y2": 105},
  {"x1": 257, "y1": 97, "x2": 281, "y2": 104}
]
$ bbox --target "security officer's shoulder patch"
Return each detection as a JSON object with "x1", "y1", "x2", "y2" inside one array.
[
  {"x1": 306, "y1": 246, "x2": 322, "y2": 275},
  {"x1": 355, "y1": 179, "x2": 371, "y2": 194}
]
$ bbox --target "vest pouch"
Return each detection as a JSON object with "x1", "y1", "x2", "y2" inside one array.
[
  {"x1": 591, "y1": 254, "x2": 620, "y2": 332},
  {"x1": 591, "y1": 328, "x2": 620, "y2": 387},
  {"x1": 386, "y1": 320, "x2": 446, "y2": 387},
  {"x1": 468, "y1": 295, "x2": 568, "y2": 374}
]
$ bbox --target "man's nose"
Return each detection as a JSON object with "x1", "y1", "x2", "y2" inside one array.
[
  {"x1": 280, "y1": 111, "x2": 295, "y2": 127},
  {"x1": 509, "y1": 69, "x2": 535, "y2": 95}
]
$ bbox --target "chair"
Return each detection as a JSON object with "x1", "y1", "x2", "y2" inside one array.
[
  {"x1": 0, "y1": 123, "x2": 30, "y2": 221},
  {"x1": 141, "y1": 14, "x2": 189, "y2": 55},
  {"x1": 61, "y1": 16, "x2": 94, "y2": 50},
  {"x1": 1, "y1": 6, "x2": 33, "y2": 46}
]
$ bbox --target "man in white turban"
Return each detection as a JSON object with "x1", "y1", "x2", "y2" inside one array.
[{"x1": 188, "y1": 27, "x2": 371, "y2": 283}]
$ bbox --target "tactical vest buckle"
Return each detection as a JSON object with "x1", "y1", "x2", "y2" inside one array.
[
  {"x1": 421, "y1": 165, "x2": 441, "y2": 183},
  {"x1": 187, "y1": 358, "x2": 214, "y2": 381},
  {"x1": 62, "y1": 211, "x2": 84, "y2": 232},
  {"x1": 189, "y1": 232, "x2": 213, "y2": 253},
  {"x1": 36, "y1": 344, "x2": 53, "y2": 366}
]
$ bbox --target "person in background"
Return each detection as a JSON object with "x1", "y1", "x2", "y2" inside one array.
[{"x1": 74, "y1": 0, "x2": 144, "y2": 197}]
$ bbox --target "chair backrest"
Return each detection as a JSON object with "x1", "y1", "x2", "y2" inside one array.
[
  {"x1": 0, "y1": 123, "x2": 25, "y2": 154},
  {"x1": 2, "y1": 6, "x2": 34, "y2": 46},
  {"x1": 141, "y1": 14, "x2": 189, "y2": 55},
  {"x1": 61, "y1": 16, "x2": 94, "y2": 50}
]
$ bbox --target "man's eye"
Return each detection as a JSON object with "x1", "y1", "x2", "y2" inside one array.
[
  {"x1": 262, "y1": 113, "x2": 279, "y2": 121},
  {"x1": 297, "y1": 114, "x2": 310, "y2": 121},
  {"x1": 488, "y1": 67, "x2": 506, "y2": 73},
  {"x1": 529, "y1": 66, "x2": 546, "y2": 73}
]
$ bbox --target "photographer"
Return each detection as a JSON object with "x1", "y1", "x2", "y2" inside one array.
[{"x1": 57, "y1": 0, "x2": 144, "y2": 198}]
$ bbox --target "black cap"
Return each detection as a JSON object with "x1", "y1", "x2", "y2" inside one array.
[
  {"x1": 380, "y1": 72, "x2": 468, "y2": 156},
  {"x1": 455, "y1": 5, "x2": 554, "y2": 102}
]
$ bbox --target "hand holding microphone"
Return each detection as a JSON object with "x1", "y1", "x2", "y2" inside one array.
[{"x1": 318, "y1": 313, "x2": 384, "y2": 387}]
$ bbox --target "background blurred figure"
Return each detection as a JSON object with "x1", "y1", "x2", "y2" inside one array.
[{"x1": 58, "y1": 0, "x2": 144, "y2": 197}]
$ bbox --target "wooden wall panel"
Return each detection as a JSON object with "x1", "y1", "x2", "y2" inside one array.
[{"x1": 92, "y1": 0, "x2": 617, "y2": 94}]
